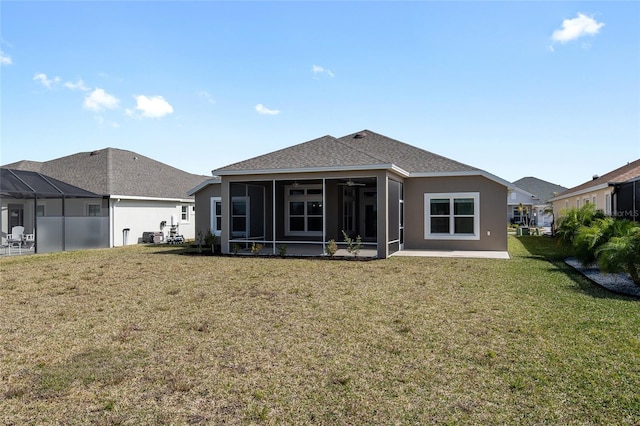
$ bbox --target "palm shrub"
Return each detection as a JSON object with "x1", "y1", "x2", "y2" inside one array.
[
  {"x1": 596, "y1": 220, "x2": 640, "y2": 286},
  {"x1": 572, "y1": 217, "x2": 615, "y2": 266},
  {"x1": 555, "y1": 204, "x2": 605, "y2": 247}
]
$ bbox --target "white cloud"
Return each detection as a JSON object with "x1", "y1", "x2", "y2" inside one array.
[
  {"x1": 84, "y1": 88, "x2": 120, "y2": 111},
  {"x1": 198, "y1": 90, "x2": 216, "y2": 105},
  {"x1": 33, "y1": 73, "x2": 61, "y2": 89},
  {"x1": 64, "y1": 79, "x2": 90, "y2": 91},
  {"x1": 0, "y1": 51, "x2": 11, "y2": 66},
  {"x1": 132, "y1": 95, "x2": 174, "y2": 118},
  {"x1": 312, "y1": 64, "x2": 335, "y2": 78},
  {"x1": 552, "y1": 13, "x2": 604, "y2": 44},
  {"x1": 255, "y1": 104, "x2": 280, "y2": 115}
]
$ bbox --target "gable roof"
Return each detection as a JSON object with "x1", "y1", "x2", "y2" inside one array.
[
  {"x1": 549, "y1": 159, "x2": 640, "y2": 201},
  {"x1": 3, "y1": 148, "x2": 209, "y2": 200},
  {"x1": 214, "y1": 130, "x2": 510, "y2": 186},
  {"x1": 513, "y1": 177, "x2": 568, "y2": 203}
]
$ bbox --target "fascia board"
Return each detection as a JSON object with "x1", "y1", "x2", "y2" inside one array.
[
  {"x1": 109, "y1": 195, "x2": 195, "y2": 203},
  {"x1": 213, "y1": 164, "x2": 410, "y2": 177},
  {"x1": 187, "y1": 178, "x2": 222, "y2": 196}
]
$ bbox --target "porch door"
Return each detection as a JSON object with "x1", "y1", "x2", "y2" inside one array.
[
  {"x1": 360, "y1": 189, "x2": 377, "y2": 240},
  {"x1": 342, "y1": 188, "x2": 356, "y2": 236},
  {"x1": 8, "y1": 204, "x2": 24, "y2": 230}
]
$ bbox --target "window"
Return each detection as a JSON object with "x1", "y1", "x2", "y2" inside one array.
[
  {"x1": 424, "y1": 193, "x2": 479, "y2": 240},
  {"x1": 87, "y1": 204, "x2": 101, "y2": 217},
  {"x1": 512, "y1": 206, "x2": 522, "y2": 224},
  {"x1": 36, "y1": 204, "x2": 45, "y2": 217},
  {"x1": 285, "y1": 185, "x2": 323, "y2": 236},
  {"x1": 605, "y1": 193, "x2": 611, "y2": 215},
  {"x1": 181, "y1": 205, "x2": 189, "y2": 222},
  {"x1": 231, "y1": 197, "x2": 249, "y2": 238},
  {"x1": 210, "y1": 197, "x2": 222, "y2": 236}
]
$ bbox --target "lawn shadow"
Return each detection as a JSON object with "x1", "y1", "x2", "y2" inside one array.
[
  {"x1": 544, "y1": 259, "x2": 638, "y2": 301},
  {"x1": 516, "y1": 235, "x2": 638, "y2": 301}
]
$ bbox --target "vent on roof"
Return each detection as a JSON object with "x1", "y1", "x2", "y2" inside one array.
[
  {"x1": 90, "y1": 150, "x2": 101, "y2": 156},
  {"x1": 592, "y1": 174, "x2": 599, "y2": 180},
  {"x1": 354, "y1": 132, "x2": 367, "y2": 139}
]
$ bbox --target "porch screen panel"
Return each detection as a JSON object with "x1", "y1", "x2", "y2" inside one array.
[
  {"x1": 36, "y1": 217, "x2": 64, "y2": 253},
  {"x1": 388, "y1": 180, "x2": 400, "y2": 241},
  {"x1": 65, "y1": 216, "x2": 109, "y2": 250},
  {"x1": 248, "y1": 185, "x2": 265, "y2": 238}
]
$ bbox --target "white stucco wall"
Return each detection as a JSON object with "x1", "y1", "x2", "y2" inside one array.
[{"x1": 110, "y1": 198, "x2": 196, "y2": 246}]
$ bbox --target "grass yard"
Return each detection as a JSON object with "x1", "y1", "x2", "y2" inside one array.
[{"x1": 1, "y1": 236, "x2": 639, "y2": 425}]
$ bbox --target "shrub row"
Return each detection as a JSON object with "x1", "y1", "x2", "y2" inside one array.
[{"x1": 555, "y1": 204, "x2": 640, "y2": 285}]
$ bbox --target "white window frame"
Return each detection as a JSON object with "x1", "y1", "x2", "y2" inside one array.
[
  {"x1": 231, "y1": 196, "x2": 249, "y2": 239},
  {"x1": 210, "y1": 197, "x2": 222, "y2": 236},
  {"x1": 180, "y1": 205, "x2": 190, "y2": 223},
  {"x1": 605, "y1": 193, "x2": 611, "y2": 215},
  {"x1": 424, "y1": 192, "x2": 480, "y2": 240},
  {"x1": 285, "y1": 184, "x2": 323, "y2": 237}
]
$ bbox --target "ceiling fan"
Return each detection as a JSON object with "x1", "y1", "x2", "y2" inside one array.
[{"x1": 339, "y1": 179, "x2": 365, "y2": 187}]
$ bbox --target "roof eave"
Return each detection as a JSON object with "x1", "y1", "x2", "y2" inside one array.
[
  {"x1": 213, "y1": 164, "x2": 411, "y2": 177},
  {"x1": 548, "y1": 182, "x2": 612, "y2": 202},
  {"x1": 187, "y1": 177, "x2": 222, "y2": 196}
]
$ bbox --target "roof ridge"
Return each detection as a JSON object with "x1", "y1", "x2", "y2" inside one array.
[
  {"x1": 333, "y1": 132, "x2": 390, "y2": 164},
  {"x1": 106, "y1": 147, "x2": 114, "y2": 195}
]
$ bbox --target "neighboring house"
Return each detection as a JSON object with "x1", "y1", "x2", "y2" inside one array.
[
  {"x1": 508, "y1": 177, "x2": 568, "y2": 227},
  {"x1": 2, "y1": 148, "x2": 209, "y2": 248},
  {"x1": 1, "y1": 168, "x2": 108, "y2": 253},
  {"x1": 189, "y1": 130, "x2": 513, "y2": 259},
  {"x1": 549, "y1": 159, "x2": 640, "y2": 221}
]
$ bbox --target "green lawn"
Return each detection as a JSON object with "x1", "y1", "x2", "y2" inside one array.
[{"x1": 1, "y1": 236, "x2": 639, "y2": 425}]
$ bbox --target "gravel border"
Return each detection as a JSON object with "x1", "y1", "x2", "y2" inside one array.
[{"x1": 565, "y1": 258, "x2": 640, "y2": 298}]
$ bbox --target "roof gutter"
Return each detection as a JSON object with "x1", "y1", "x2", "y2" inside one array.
[{"x1": 109, "y1": 195, "x2": 195, "y2": 203}]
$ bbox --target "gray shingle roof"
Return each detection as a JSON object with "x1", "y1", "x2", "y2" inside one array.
[
  {"x1": 3, "y1": 148, "x2": 209, "y2": 199},
  {"x1": 214, "y1": 130, "x2": 480, "y2": 175},
  {"x1": 552, "y1": 159, "x2": 640, "y2": 199},
  {"x1": 513, "y1": 177, "x2": 568, "y2": 203}
]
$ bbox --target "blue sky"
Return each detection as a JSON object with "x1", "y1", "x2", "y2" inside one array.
[{"x1": 1, "y1": 1, "x2": 638, "y2": 188}]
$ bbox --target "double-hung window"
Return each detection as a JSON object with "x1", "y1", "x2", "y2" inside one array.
[
  {"x1": 181, "y1": 205, "x2": 190, "y2": 222},
  {"x1": 424, "y1": 192, "x2": 479, "y2": 240},
  {"x1": 285, "y1": 185, "x2": 323, "y2": 236},
  {"x1": 87, "y1": 203, "x2": 101, "y2": 217}
]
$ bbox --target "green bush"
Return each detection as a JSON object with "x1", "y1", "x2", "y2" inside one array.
[
  {"x1": 596, "y1": 220, "x2": 640, "y2": 285},
  {"x1": 555, "y1": 204, "x2": 605, "y2": 247}
]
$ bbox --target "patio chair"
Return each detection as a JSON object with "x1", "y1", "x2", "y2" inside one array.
[{"x1": 7, "y1": 226, "x2": 25, "y2": 247}]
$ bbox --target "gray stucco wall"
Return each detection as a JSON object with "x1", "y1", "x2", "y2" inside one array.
[
  {"x1": 404, "y1": 176, "x2": 508, "y2": 251},
  {"x1": 194, "y1": 183, "x2": 221, "y2": 239}
]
